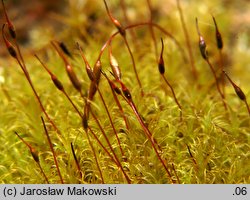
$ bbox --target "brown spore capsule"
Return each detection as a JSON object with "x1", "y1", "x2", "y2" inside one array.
[
  {"x1": 66, "y1": 64, "x2": 82, "y2": 91},
  {"x1": 30, "y1": 148, "x2": 40, "y2": 163},
  {"x1": 109, "y1": 51, "x2": 122, "y2": 80},
  {"x1": 93, "y1": 60, "x2": 102, "y2": 84},
  {"x1": 119, "y1": 81, "x2": 132, "y2": 100},
  {"x1": 195, "y1": 18, "x2": 207, "y2": 60},
  {"x1": 212, "y1": 16, "x2": 223, "y2": 50},
  {"x1": 51, "y1": 75, "x2": 64, "y2": 91},
  {"x1": 51, "y1": 41, "x2": 82, "y2": 92},
  {"x1": 86, "y1": 64, "x2": 95, "y2": 82},
  {"x1": 35, "y1": 54, "x2": 65, "y2": 92},
  {"x1": 158, "y1": 38, "x2": 165, "y2": 74},
  {"x1": 234, "y1": 86, "x2": 246, "y2": 101},
  {"x1": 7, "y1": 45, "x2": 17, "y2": 58},
  {"x1": 223, "y1": 71, "x2": 246, "y2": 101},
  {"x1": 1, "y1": 0, "x2": 16, "y2": 39},
  {"x1": 110, "y1": 80, "x2": 122, "y2": 95},
  {"x1": 77, "y1": 43, "x2": 95, "y2": 81},
  {"x1": 2, "y1": 24, "x2": 17, "y2": 58},
  {"x1": 59, "y1": 41, "x2": 72, "y2": 58},
  {"x1": 82, "y1": 113, "x2": 88, "y2": 130}
]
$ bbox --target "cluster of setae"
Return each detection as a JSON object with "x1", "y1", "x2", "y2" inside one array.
[{"x1": 0, "y1": 0, "x2": 249, "y2": 184}]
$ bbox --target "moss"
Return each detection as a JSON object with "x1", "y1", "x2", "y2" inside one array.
[{"x1": 0, "y1": 0, "x2": 249, "y2": 183}]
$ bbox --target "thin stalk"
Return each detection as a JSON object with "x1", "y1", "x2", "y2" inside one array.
[
  {"x1": 16, "y1": 58, "x2": 62, "y2": 136},
  {"x1": 89, "y1": 108, "x2": 131, "y2": 183},
  {"x1": 2, "y1": 25, "x2": 61, "y2": 136},
  {"x1": 128, "y1": 99, "x2": 162, "y2": 150},
  {"x1": 212, "y1": 16, "x2": 225, "y2": 96},
  {"x1": 206, "y1": 59, "x2": 227, "y2": 111},
  {"x1": 219, "y1": 50, "x2": 225, "y2": 96},
  {"x1": 75, "y1": 108, "x2": 105, "y2": 184},
  {"x1": 123, "y1": 36, "x2": 144, "y2": 96},
  {"x1": 158, "y1": 38, "x2": 182, "y2": 120},
  {"x1": 35, "y1": 54, "x2": 82, "y2": 117},
  {"x1": 223, "y1": 71, "x2": 250, "y2": 116},
  {"x1": 95, "y1": 84, "x2": 125, "y2": 157},
  {"x1": 81, "y1": 131, "x2": 104, "y2": 184},
  {"x1": 63, "y1": 91, "x2": 83, "y2": 116},
  {"x1": 88, "y1": 126, "x2": 118, "y2": 165},
  {"x1": 77, "y1": 44, "x2": 124, "y2": 156},
  {"x1": 195, "y1": 18, "x2": 227, "y2": 111},
  {"x1": 117, "y1": 81, "x2": 163, "y2": 152},
  {"x1": 37, "y1": 55, "x2": 104, "y2": 183},
  {"x1": 102, "y1": 71, "x2": 130, "y2": 130},
  {"x1": 127, "y1": 99, "x2": 173, "y2": 182},
  {"x1": 162, "y1": 75, "x2": 183, "y2": 120},
  {"x1": 62, "y1": 94, "x2": 104, "y2": 183},
  {"x1": 103, "y1": 0, "x2": 143, "y2": 96},
  {"x1": 13, "y1": 39, "x2": 27, "y2": 74},
  {"x1": 118, "y1": 82, "x2": 174, "y2": 183},
  {"x1": 14, "y1": 132, "x2": 49, "y2": 183},
  {"x1": 36, "y1": 161, "x2": 50, "y2": 184},
  {"x1": 88, "y1": 124, "x2": 132, "y2": 182},
  {"x1": 41, "y1": 117, "x2": 64, "y2": 184},
  {"x1": 57, "y1": 85, "x2": 106, "y2": 184}
]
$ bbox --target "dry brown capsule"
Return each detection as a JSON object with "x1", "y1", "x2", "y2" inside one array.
[
  {"x1": 2, "y1": 24, "x2": 17, "y2": 58},
  {"x1": 2, "y1": 0, "x2": 16, "y2": 39},
  {"x1": 66, "y1": 64, "x2": 82, "y2": 91},
  {"x1": 111, "y1": 81, "x2": 122, "y2": 95},
  {"x1": 93, "y1": 60, "x2": 102, "y2": 84},
  {"x1": 212, "y1": 16, "x2": 223, "y2": 50},
  {"x1": 59, "y1": 41, "x2": 72, "y2": 58},
  {"x1": 77, "y1": 43, "x2": 95, "y2": 81},
  {"x1": 51, "y1": 75, "x2": 64, "y2": 91},
  {"x1": 223, "y1": 70, "x2": 250, "y2": 116},
  {"x1": 158, "y1": 38, "x2": 165, "y2": 74},
  {"x1": 51, "y1": 41, "x2": 82, "y2": 92},
  {"x1": 109, "y1": 51, "x2": 122, "y2": 80},
  {"x1": 223, "y1": 71, "x2": 245, "y2": 101},
  {"x1": 30, "y1": 148, "x2": 40, "y2": 163},
  {"x1": 14, "y1": 131, "x2": 39, "y2": 163},
  {"x1": 35, "y1": 55, "x2": 65, "y2": 91},
  {"x1": 195, "y1": 18, "x2": 207, "y2": 60},
  {"x1": 119, "y1": 81, "x2": 132, "y2": 100},
  {"x1": 82, "y1": 113, "x2": 88, "y2": 130}
]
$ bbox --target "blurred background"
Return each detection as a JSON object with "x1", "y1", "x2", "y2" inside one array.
[
  {"x1": 0, "y1": 0, "x2": 249, "y2": 46},
  {"x1": 0, "y1": 0, "x2": 250, "y2": 78}
]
